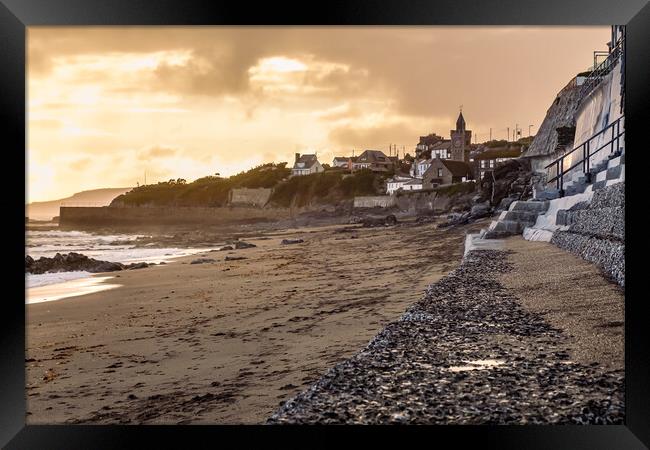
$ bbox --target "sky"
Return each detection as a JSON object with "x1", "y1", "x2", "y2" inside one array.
[{"x1": 27, "y1": 26, "x2": 610, "y2": 202}]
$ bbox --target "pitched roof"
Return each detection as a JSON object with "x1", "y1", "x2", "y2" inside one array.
[
  {"x1": 357, "y1": 149, "x2": 389, "y2": 163},
  {"x1": 293, "y1": 154, "x2": 320, "y2": 169},
  {"x1": 441, "y1": 159, "x2": 473, "y2": 177},
  {"x1": 430, "y1": 140, "x2": 452, "y2": 150}
]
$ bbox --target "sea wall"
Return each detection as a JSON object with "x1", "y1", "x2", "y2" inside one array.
[
  {"x1": 353, "y1": 196, "x2": 396, "y2": 209},
  {"x1": 551, "y1": 182, "x2": 624, "y2": 286},
  {"x1": 521, "y1": 77, "x2": 583, "y2": 173},
  {"x1": 228, "y1": 188, "x2": 272, "y2": 207},
  {"x1": 59, "y1": 205, "x2": 292, "y2": 227}
]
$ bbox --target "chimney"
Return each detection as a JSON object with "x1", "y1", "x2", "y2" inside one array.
[{"x1": 295, "y1": 153, "x2": 300, "y2": 163}]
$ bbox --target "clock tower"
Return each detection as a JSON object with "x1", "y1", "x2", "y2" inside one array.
[{"x1": 450, "y1": 110, "x2": 471, "y2": 162}]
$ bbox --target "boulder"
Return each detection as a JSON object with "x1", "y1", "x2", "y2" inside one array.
[
  {"x1": 25, "y1": 255, "x2": 34, "y2": 271},
  {"x1": 125, "y1": 262, "x2": 150, "y2": 270},
  {"x1": 281, "y1": 239, "x2": 304, "y2": 245},
  {"x1": 234, "y1": 241, "x2": 256, "y2": 249},
  {"x1": 470, "y1": 203, "x2": 491, "y2": 219},
  {"x1": 25, "y1": 252, "x2": 127, "y2": 274},
  {"x1": 190, "y1": 258, "x2": 216, "y2": 265},
  {"x1": 361, "y1": 215, "x2": 398, "y2": 228}
]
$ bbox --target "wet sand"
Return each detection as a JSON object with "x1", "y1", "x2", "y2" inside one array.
[{"x1": 26, "y1": 219, "x2": 486, "y2": 424}]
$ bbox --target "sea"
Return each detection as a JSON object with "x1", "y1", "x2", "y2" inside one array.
[{"x1": 26, "y1": 227, "x2": 211, "y2": 303}]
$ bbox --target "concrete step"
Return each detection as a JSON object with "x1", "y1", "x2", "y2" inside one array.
[
  {"x1": 565, "y1": 182, "x2": 589, "y2": 196},
  {"x1": 593, "y1": 180, "x2": 607, "y2": 191},
  {"x1": 510, "y1": 200, "x2": 550, "y2": 213},
  {"x1": 607, "y1": 155, "x2": 622, "y2": 169},
  {"x1": 487, "y1": 219, "x2": 534, "y2": 235},
  {"x1": 535, "y1": 189, "x2": 560, "y2": 201},
  {"x1": 606, "y1": 164, "x2": 622, "y2": 180},
  {"x1": 501, "y1": 210, "x2": 540, "y2": 223}
]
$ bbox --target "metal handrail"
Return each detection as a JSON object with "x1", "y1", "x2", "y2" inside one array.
[
  {"x1": 579, "y1": 35, "x2": 624, "y2": 100},
  {"x1": 545, "y1": 115, "x2": 624, "y2": 196}
]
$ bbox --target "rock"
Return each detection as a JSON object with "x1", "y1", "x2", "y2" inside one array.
[
  {"x1": 125, "y1": 262, "x2": 150, "y2": 270},
  {"x1": 497, "y1": 196, "x2": 517, "y2": 211},
  {"x1": 225, "y1": 256, "x2": 247, "y2": 261},
  {"x1": 219, "y1": 246, "x2": 234, "y2": 251},
  {"x1": 234, "y1": 241, "x2": 256, "y2": 249},
  {"x1": 190, "y1": 258, "x2": 216, "y2": 265},
  {"x1": 25, "y1": 255, "x2": 34, "y2": 271},
  {"x1": 437, "y1": 212, "x2": 470, "y2": 228},
  {"x1": 470, "y1": 203, "x2": 491, "y2": 219},
  {"x1": 361, "y1": 215, "x2": 398, "y2": 228},
  {"x1": 25, "y1": 252, "x2": 126, "y2": 274},
  {"x1": 281, "y1": 239, "x2": 304, "y2": 245}
]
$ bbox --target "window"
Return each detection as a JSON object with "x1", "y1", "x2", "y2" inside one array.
[{"x1": 438, "y1": 168, "x2": 443, "y2": 177}]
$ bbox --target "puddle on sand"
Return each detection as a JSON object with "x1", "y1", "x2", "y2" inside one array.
[{"x1": 447, "y1": 359, "x2": 505, "y2": 372}]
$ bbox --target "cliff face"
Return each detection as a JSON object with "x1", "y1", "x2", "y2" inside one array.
[{"x1": 522, "y1": 77, "x2": 583, "y2": 170}]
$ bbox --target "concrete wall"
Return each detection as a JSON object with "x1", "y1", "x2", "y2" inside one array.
[
  {"x1": 567, "y1": 60, "x2": 624, "y2": 181},
  {"x1": 229, "y1": 188, "x2": 272, "y2": 207},
  {"x1": 396, "y1": 189, "x2": 455, "y2": 213},
  {"x1": 60, "y1": 205, "x2": 292, "y2": 227},
  {"x1": 353, "y1": 196, "x2": 396, "y2": 209}
]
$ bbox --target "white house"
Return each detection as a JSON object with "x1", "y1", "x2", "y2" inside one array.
[
  {"x1": 332, "y1": 156, "x2": 355, "y2": 168},
  {"x1": 386, "y1": 176, "x2": 423, "y2": 194},
  {"x1": 292, "y1": 153, "x2": 324, "y2": 176},
  {"x1": 410, "y1": 158, "x2": 433, "y2": 179},
  {"x1": 386, "y1": 176, "x2": 411, "y2": 194}
]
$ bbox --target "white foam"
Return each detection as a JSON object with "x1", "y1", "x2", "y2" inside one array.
[{"x1": 26, "y1": 271, "x2": 91, "y2": 289}]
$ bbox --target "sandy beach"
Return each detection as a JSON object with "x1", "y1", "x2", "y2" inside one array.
[{"x1": 26, "y1": 219, "x2": 486, "y2": 424}]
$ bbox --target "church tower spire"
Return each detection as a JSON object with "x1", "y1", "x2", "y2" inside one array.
[
  {"x1": 456, "y1": 109, "x2": 466, "y2": 131},
  {"x1": 450, "y1": 107, "x2": 471, "y2": 162}
]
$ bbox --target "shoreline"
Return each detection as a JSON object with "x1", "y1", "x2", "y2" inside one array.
[{"x1": 26, "y1": 218, "x2": 484, "y2": 424}]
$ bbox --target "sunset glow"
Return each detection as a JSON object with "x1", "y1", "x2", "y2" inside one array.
[{"x1": 27, "y1": 26, "x2": 609, "y2": 202}]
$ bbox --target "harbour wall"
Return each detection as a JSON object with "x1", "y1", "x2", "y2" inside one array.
[
  {"x1": 229, "y1": 188, "x2": 273, "y2": 207},
  {"x1": 59, "y1": 205, "x2": 292, "y2": 227}
]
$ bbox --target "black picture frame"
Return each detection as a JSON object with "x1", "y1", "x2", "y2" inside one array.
[{"x1": 4, "y1": 0, "x2": 649, "y2": 448}]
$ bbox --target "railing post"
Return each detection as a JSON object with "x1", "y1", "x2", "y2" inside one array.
[
  {"x1": 560, "y1": 158, "x2": 564, "y2": 197},
  {"x1": 586, "y1": 141, "x2": 591, "y2": 182}
]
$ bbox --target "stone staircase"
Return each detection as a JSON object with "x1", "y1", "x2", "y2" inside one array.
[
  {"x1": 482, "y1": 146, "x2": 625, "y2": 240},
  {"x1": 482, "y1": 200, "x2": 549, "y2": 238},
  {"x1": 560, "y1": 150, "x2": 625, "y2": 196}
]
